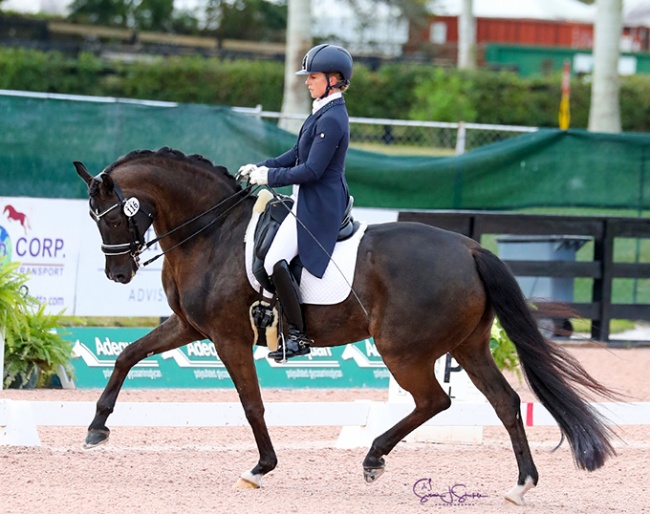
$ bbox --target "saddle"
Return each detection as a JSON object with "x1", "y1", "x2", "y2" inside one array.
[{"x1": 251, "y1": 191, "x2": 360, "y2": 293}]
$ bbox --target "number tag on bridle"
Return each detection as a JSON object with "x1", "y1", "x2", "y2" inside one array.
[{"x1": 123, "y1": 197, "x2": 140, "y2": 218}]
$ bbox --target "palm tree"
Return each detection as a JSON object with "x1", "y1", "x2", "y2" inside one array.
[
  {"x1": 588, "y1": 0, "x2": 622, "y2": 133},
  {"x1": 279, "y1": 0, "x2": 312, "y2": 133},
  {"x1": 458, "y1": 0, "x2": 476, "y2": 69}
]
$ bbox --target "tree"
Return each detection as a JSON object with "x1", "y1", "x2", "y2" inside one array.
[
  {"x1": 133, "y1": 0, "x2": 175, "y2": 32},
  {"x1": 279, "y1": 0, "x2": 311, "y2": 132},
  {"x1": 458, "y1": 0, "x2": 476, "y2": 69},
  {"x1": 588, "y1": 0, "x2": 622, "y2": 133},
  {"x1": 68, "y1": 0, "x2": 131, "y2": 27}
]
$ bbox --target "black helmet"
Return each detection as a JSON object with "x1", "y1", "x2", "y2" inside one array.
[{"x1": 296, "y1": 44, "x2": 353, "y2": 83}]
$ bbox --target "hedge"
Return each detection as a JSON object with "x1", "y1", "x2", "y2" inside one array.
[{"x1": 1, "y1": 47, "x2": 650, "y2": 131}]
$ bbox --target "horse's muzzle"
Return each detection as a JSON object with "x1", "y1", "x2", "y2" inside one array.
[{"x1": 106, "y1": 265, "x2": 136, "y2": 284}]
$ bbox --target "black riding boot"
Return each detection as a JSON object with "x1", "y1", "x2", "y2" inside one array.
[{"x1": 267, "y1": 260, "x2": 312, "y2": 361}]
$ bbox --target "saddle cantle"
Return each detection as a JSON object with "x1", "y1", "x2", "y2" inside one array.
[{"x1": 251, "y1": 191, "x2": 360, "y2": 293}]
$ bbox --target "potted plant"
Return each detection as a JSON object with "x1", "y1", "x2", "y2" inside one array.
[{"x1": 1, "y1": 262, "x2": 74, "y2": 389}]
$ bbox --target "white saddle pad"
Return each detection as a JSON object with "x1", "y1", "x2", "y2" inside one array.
[{"x1": 244, "y1": 199, "x2": 367, "y2": 306}]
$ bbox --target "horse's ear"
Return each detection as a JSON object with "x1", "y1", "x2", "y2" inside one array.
[
  {"x1": 73, "y1": 161, "x2": 93, "y2": 185},
  {"x1": 97, "y1": 172, "x2": 115, "y2": 193}
]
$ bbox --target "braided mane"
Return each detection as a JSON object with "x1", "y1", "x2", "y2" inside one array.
[{"x1": 102, "y1": 147, "x2": 240, "y2": 190}]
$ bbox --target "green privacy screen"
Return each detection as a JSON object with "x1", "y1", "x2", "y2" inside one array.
[{"x1": 2, "y1": 93, "x2": 649, "y2": 211}]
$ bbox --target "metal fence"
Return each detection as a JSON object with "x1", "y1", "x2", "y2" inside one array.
[{"x1": 233, "y1": 106, "x2": 538, "y2": 155}]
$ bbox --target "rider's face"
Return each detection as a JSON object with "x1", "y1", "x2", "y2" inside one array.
[{"x1": 305, "y1": 72, "x2": 331, "y2": 99}]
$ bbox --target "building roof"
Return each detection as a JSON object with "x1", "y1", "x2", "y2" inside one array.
[{"x1": 429, "y1": 0, "x2": 595, "y2": 23}]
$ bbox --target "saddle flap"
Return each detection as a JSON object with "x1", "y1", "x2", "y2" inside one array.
[{"x1": 252, "y1": 194, "x2": 294, "y2": 292}]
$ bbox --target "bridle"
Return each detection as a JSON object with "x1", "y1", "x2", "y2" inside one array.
[
  {"x1": 89, "y1": 173, "x2": 254, "y2": 268},
  {"x1": 89, "y1": 177, "x2": 154, "y2": 260}
]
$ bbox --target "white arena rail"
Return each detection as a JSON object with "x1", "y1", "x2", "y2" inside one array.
[{"x1": 1, "y1": 399, "x2": 649, "y2": 447}]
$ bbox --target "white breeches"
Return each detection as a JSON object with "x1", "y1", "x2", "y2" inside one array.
[{"x1": 263, "y1": 199, "x2": 299, "y2": 276}]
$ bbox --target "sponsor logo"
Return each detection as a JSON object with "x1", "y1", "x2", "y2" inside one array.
[{"x1": 3, "y1": 204, "x2": 31, "y2": 234}]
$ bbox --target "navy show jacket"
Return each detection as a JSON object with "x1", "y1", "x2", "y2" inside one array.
[{"x1": 259, "y1": 97, "x2": 350, "y2": 278}]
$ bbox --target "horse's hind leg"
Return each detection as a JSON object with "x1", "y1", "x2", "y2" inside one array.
[
  {"x1": 363, "y1": 352, "x2": 451, "y2": 482},
  {"x1": 451, "y1": 334, "x2": 538, "y2": 505},
  {"x1": 84, "y1": 314, "x2": 201, "y2": 448}
]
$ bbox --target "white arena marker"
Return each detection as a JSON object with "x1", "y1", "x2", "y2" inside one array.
[{"x1": 0, "y1": 400, "x2": 41, "y2": 447}]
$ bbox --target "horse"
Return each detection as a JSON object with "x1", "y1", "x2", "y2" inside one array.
[
  {"x1": 3, "y1": 204, "x2": 31, "y2": 234},
  {"x1": 73, "y1": 147, "x2": 617, "y2": 505}
]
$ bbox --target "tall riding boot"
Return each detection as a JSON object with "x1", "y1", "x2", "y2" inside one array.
[{"x1": 267, "y1": 260, "x2": 312, "y2": 361}]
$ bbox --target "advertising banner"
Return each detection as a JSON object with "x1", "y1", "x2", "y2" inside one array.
[
  {"x1": 0, "y1": 197, "x2": 83, "y2": 313},
  {"x1": 74, "y1": 224, "x2": 172, "y2": 317},
  {"x1": 66, "y1": 327, "x2": 390, "y2": 389}
]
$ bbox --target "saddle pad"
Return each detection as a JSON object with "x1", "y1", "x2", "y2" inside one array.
[{"x1": 244, "y1": 210, "x2": 367, "y2": 305}]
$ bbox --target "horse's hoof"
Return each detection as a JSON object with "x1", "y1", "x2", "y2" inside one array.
[
  {"x1": 363, "y1": 466, "x2": 385, "y2": 484},
  {"x1": 504, "y1": 476, "x2": 535, "y2": 506},
  {"x1": 83, "y1": 429, "x2": 110, "y2": 449},
  {"x1": 233, "y1": 471, "x2": 262, "y2": 489}
]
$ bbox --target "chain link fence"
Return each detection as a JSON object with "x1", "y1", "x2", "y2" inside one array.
[{"x1": 234, "y1": 106, "x2": 538, "y2": 156}]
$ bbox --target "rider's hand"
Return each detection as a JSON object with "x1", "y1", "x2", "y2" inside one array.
[
  {"x1": 236, "y1": 163, "x2": 257, "y2": 181},
  {"x1": 250, "y1": 166, "x2": 269, "y2": 185}
]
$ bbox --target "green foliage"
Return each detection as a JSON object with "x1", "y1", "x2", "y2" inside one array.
[
  {"x1": 68, "y1": 0, "x2": 131, "y2": 27},
  {"x1": 489, "y1": 317, "x2": 521, "y2": 380},
  {"x1": 3, "y1": 46, "x2": 650, "y2": 131},
  {"x1": 1, "y1": 263, "x2": 74, "y2": 388},
  {"x1": 410, "y1": 68, "x2": 477, "y2": 123}
]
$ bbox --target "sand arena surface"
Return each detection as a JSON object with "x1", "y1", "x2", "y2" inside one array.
[{"x1": 1, "y1": 347, "x2": 650, "y2": 514}]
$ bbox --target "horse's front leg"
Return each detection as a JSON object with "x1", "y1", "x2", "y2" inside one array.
[
  {"x1": 84, "y1": 314, "x2": 201, "y2": 448},
  {"x1": 214, "y1": 339, "x2": 277, "y2": 489}
]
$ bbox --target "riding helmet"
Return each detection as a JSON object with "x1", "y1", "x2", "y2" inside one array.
[{"x1": 296, "y1": 44, "x2": 354, "y2": 84}]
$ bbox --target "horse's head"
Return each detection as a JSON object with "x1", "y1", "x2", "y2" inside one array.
[{"x1": 74, "y1": 161, "x2": 155, "y2": 284}]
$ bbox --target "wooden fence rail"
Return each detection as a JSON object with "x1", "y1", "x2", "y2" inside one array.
[{"x1": 398, "y1": 211, "x2": 650, "y2": 345}]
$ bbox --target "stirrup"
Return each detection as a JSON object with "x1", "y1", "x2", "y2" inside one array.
[{"x1": 267, "y1": 333, "x2": 311, "y2": 362}]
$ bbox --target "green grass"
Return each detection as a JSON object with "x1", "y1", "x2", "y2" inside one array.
[{"x1": 350, "y1": 142, "x2": 455, "y2": 156}]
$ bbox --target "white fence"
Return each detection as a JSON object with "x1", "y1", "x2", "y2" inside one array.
[
  {"x1": 232, "y1": 105, "x2": 538, "y2": 155},
  {"x1": 1, "y1": 398, "x2": 647, "y2": 447}
]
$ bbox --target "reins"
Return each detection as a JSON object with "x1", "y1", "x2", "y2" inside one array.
[{"x1": 139, "y1": 185, "x2": 256, "y2": 267}]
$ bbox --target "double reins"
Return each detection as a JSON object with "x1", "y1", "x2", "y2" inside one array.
[{"x1": 139, "y1": 185, "x2": 255, "y2": 267}]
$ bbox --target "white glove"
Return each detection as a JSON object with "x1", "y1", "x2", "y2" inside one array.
[
  {"x1": 249, "y1": 166, "x2": 269, "y2": 185},
  {"x1": 236, "y1": 163, "x2": 257, "y2": 180}
]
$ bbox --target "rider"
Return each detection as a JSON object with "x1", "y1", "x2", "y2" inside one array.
[{"x1": 238, "y1": 44, "x2": 353, "y2": 361}]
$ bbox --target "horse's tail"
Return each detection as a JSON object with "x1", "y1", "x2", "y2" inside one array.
[{"x1": 472, "y1": 247, "x2": 616, "y2": 471}]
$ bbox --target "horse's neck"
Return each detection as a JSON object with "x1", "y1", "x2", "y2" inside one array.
[{"x1": 142, "y1": 172, "x2": 247, "y2": 249}]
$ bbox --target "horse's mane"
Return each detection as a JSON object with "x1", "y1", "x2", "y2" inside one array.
[{"x1": 101, "y1": 147, "x2": 240, "y2": 191}]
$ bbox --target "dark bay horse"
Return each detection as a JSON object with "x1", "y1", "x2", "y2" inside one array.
[{"x1": 74, "y1": 147, "x2": 616, "y2": 505}]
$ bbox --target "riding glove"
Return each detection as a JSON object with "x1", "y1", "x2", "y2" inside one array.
[
  {"x1": 236, "y1": 163, "x2": 257, "y2": 180},
  {"x1": 249, "y1": 166, "x2": 269, "y2": 185}
]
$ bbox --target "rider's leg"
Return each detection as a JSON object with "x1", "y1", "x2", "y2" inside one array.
[
  {"x1": 263, "y1": 212, "x2": 311, "y2": 361},
  {"x1": 267, "y1": 260, "x2": 312, "y2": 361}
]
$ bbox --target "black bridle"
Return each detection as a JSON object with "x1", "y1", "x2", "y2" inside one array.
[{"x1": 89, "y1": 176, "x2": 254, "y2": 268}]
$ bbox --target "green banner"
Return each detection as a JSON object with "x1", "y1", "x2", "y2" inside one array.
[{"x1": 65, "y1": 327, "x2": 390, "y2": 389}]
